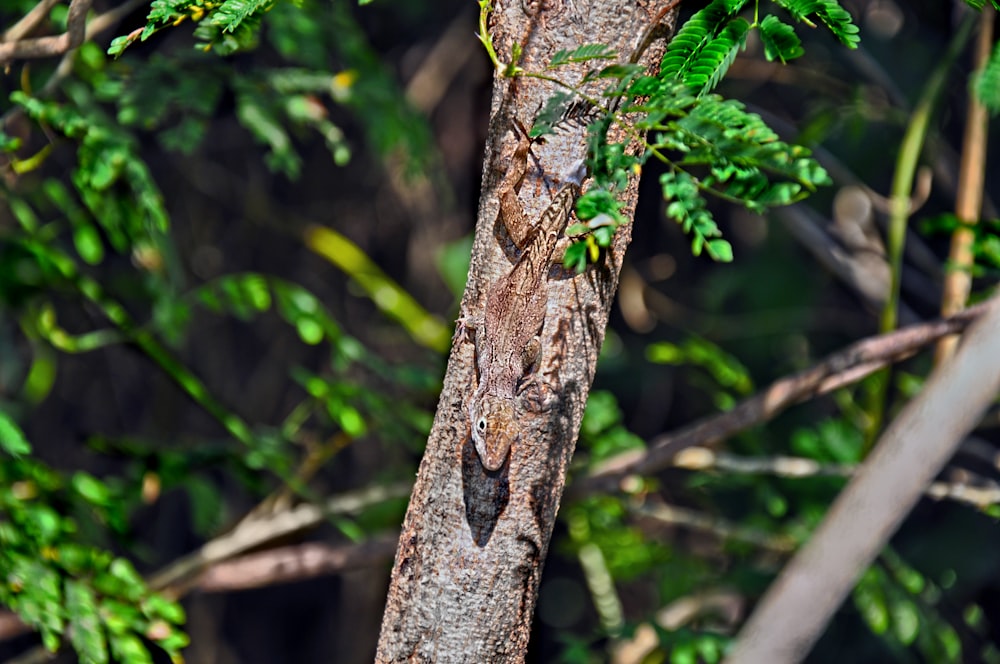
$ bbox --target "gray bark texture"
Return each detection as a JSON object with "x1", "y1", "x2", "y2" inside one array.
[{"x1": 375, "y1": 1, "x2": 679, "y2": 661}]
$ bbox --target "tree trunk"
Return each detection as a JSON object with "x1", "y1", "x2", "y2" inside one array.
[{"x1": 376, "y1": 2, "x2": 679, "y2": 661}]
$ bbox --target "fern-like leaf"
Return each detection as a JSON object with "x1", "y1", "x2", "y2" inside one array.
[
  {"x1": 661, "y1": 0, "x2": 748, "y2": 81},
  {"x1": 661, "y1": 0, "x2": 750, "y2": 95},
  {"x1": 209, "y1": 0, "x2": 273, "y2": 33},
  {"x1": 671, "y1": 96, "x2": 830, "y2": 188},
  {"x1": 975, "y1": 41, "x2": 1000, "y2": 114},
  {"x1": 759, "y1": 15, "x2": 804, "y2": 63},
  {"x1": 550, "y1": 43, "x2": 617, "y2": 68},
  {"x1": 773, "y1": 0, "x2": 860, "y2": 48},
  {"x1": 531, "y1": 90, "x2": 574, "y2": 137},
  {"x1": 660, "y1": 170, "x2": 732, "y2": 261},
  {"x1": 686, "y1": 17, "x2": 750, "y2": 95}
]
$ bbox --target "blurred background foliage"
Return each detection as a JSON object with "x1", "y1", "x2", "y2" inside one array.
[{"x1": 1, "y1": 0, "x2": 1000, "y2": 663}]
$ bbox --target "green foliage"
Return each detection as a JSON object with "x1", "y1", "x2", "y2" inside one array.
[
  {"x1": 772, "y1": 0, "x2": 860, "y2": 49},
  {"x1": 852, "y1": 556, "x2": 970, "y2": 663},
  {"x1": 109, "y1": 0, "x2": 274, "y2": 56},
  {"x1": 106, "y1": 0, "x2": 431, "y2": 174},
  {"x1": 519, "y1": 0, "x2": 849, "y2": 267},
  {"x1": 550, "y1": 43, "x2": 619, "y2": 68},
  {"x1": 11, "y1": 88, "x2": 169, "y2": 256},
  {"x1": 920, "y1": 214, "x2": 1000, "y2": 278},
  {"x1": 790, "y1": 418, "x2": 863, "y2": 464},
  {"x1": 759, "y1": 14, "x2": 803, "y2": 63},
  {"x1": 661, "y1": 629, "x2": 729, "y2": 664},
  {"x1": 647, "y1": 336, "x2": 752, "y2": 409},
  {"x1": 0, "y1": 442, "x2": 187, "y2": 662},
  {"x1": 974, "y1": 41, "x2": 1000, "y2": 114},
  {"x1": 2, "y1": 0, "x2": 441, "y2": 659},
  {"x1": 577, "y1": 390, "x2": 645, "y2": 464},
  {"x1": 662, "y1": 0, "x2": 857, "y2": 95},
  {"x1": 662, "y1": 1, "x2": 751, "y2": 96}
]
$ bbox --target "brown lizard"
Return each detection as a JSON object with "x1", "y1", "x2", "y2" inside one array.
[{"x1": 462, "y1": 123, "x2": 586, "y2": 471}]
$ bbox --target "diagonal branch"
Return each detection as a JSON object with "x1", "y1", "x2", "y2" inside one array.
[
  {"x1": 574, "y1": 299, "x2": 993, "y2": 498},
  {"x1": 726, "y1": 293, "x2": 1000, "y2": 663},
  {"x1": 0, "y1": 0, "x2": 93, "y2": 65}
]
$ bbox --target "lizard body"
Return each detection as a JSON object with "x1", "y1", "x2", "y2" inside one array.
[{"x1": 467, "y1": 130, "x2": 585, "y2": 471}]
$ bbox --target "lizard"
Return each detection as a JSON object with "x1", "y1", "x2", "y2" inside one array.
[{"x1": 461, "y1": 121, "x2": 586, "y2": 471}]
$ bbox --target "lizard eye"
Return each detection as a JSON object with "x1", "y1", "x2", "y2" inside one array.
[{"x1": 476, "y1": 417, "x2": 486, "y2": 432}]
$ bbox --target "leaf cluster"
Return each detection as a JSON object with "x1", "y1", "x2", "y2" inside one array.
[
  {"x1": 514, "y1": 0, "x2": 854, "y2": 269},
  {"x1": 0, "y1": 430, "x2": 187, "y2": 663},
  {"x1": 109, "y1": 0, "x2": 274, "y2": 56},
  {"x1": 1, "y1": 1, "x2": 442, "y2": 658}
]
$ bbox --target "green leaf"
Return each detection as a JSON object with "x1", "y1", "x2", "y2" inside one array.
[
  {"x1": 5, "y1": 558, "x2": 63, "y2": 649},
  {"x1": 562, "y1": 240, "x2": 589, "y2": 273},
  {"x1": 550, "y1": 43, "x2": 617, "y2": 67},
  {"x1": 688, "y1": 17, "x2": 751, "y2": 95},
  {"x1": 141, "y1": 593, "x2": 187, "y2": 625},
  {"x1": 236, "y1": 88, "x2": 299, "y2": 178},
  {"x1": 890, "y1": 597, "x2": 920, "y2": 645},
  {"x1": 773, "y1": 0, "x2": 860, "y2": 49},
  {"x1": 0, "y1": 410, "x2": 32, "y2": 456},
  {"x1": 759, "y1": 15, "x2": 805, "y2": 63},
  {"x1": 661, "y1": 0, "x2": 749, "y2": 89},
  {"x1": 66, "y1": 579, "x2": 108, "y2": 664},
  {"x1": 854, "y1": 568, "x2": 890, "y2": 635},
  {"x1": 660, "y1": 171, "x2": 729, "y2": 260},
  {"x1": 209, "y1": 0, "x2": 273, "y2": 33},
  {"x1": 705, "y1": 237, "x2": 734, "y2": 261},
  {"x1": 72, "y1": 472, "x2": 111, "y2": 506},
  {"x1": 109, "y1": 633, "x2": 153, "y2": 664},
  {"x1": 974, "y1": 41, "x2": 1000, "y2": 114}
]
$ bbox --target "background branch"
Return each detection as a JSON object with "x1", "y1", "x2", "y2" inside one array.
[
  {"x1": 575, "y1": 301, "x2": 992, "y2": 497},
  {"x1": 0, "y1": 0, "x2": 92, "y2": 64},
  {"x1": 726, "y1": 293, "x2": 1000, "y2": 662}
]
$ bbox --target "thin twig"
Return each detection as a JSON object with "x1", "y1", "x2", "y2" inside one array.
[
  {"x1": 196, "y1": 538, "x2": 398, "y2": 593},
  {"x1": 0, "y1": 0, "x2": 92, "y2": 64},
  {"x1": 2, "y1": 0, "x2": 63, "y2": 43},
  {"x1": 573, "y1": 300, "x2": 992, "y2": 498},
  {"x1": 673, "y1": 447, "x2": 1000, "y2": 510},
  {"x1": 147, "y1": 481, "x2": 410, "y2": 594}
]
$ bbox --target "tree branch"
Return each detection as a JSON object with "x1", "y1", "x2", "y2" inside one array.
[
  {"x1": 196, "y1": 538, "x2": 398, "y2": 593},
  {"x1": 0, "y1": 0, "x2": 93, "y2": 65},
  {"x1": 2, "y1": 0, "x2": 63, "y2": 43},
  {"x1": 726, "y1": 293, "x2": 1000, "y2": 663},
  {"x1": 574, "y1": 300, "x2": 992, "y2": 498},
  {"x1": 375, "y1": 3, "x2": 681, "y2": 661}
]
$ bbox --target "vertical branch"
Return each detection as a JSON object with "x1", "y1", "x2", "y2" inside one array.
[
  {"x1": 935, "y1": 7, "x2": 994, "y2": 362},
  {"x1": 375, "y1": 3, "x2": 680, "y2": 661}
]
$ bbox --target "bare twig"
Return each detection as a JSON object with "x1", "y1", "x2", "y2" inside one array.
[
  {"x1": 673, "y1": 447, "x2": 1000, "y2": 510},
  {"x1": 936, "y1": 7, "x2": 994, "y2": 361},
  {"x1": 196, "y1": 538, "x2": 398, "y2": 593},
  {"x1": 634, "y1": 502, "x2": 797, "y2": 554},
  {"x1": 574, "y1": 301, "x2": 993, "y2": 498},
  {"x1": 0, "y1": 0, "x2": 93, "y2": 65},
  {"x1": 148, "y1": 481, "x2": 410, "y2": 593},
  {"x1": 2, "y1": 0, "x2": 63, "y2": 43}
]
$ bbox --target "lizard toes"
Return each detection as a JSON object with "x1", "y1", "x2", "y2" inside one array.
[{"x1": 518, "y1": 378, "x2": 556, "y2": 413}]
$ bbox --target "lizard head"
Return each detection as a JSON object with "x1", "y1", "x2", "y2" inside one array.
[{"x1": 470, "y1": 395, "x2": 516, "y2": 471}]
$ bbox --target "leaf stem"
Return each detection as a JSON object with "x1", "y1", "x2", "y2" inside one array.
[{"x1": 865, "y1": 12, "x2": 977, "y2": 448}]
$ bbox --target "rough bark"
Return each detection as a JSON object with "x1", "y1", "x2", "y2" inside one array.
[{"x1": 375, "y1": 1, "x2": 679, "y2": 661}]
